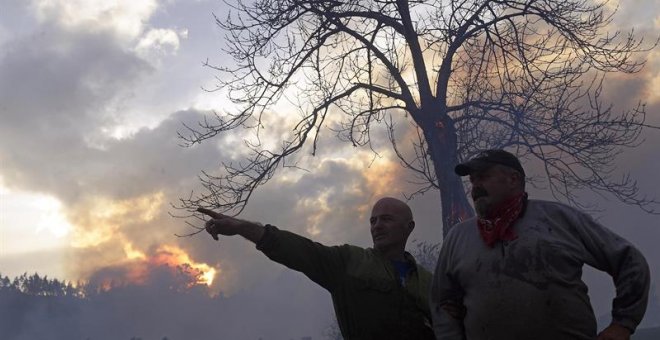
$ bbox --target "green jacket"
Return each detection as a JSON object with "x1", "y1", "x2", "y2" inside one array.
[{"x1": 256, "y1": 224, "x2": 435, "y2": 340}]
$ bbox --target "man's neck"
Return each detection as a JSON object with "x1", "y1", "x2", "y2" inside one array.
[{"x1": 482, "y1": 191, "x2": 527, "y2": 220}]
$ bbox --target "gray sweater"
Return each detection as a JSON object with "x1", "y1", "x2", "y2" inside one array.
[{"x1": 430, "y1": 199, "x2": 650, "y2": 340}]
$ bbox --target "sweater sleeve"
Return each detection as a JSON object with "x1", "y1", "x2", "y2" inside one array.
[
  {"x1": 430, "y1": 229, "x2": 467, "y2": 340},
  {"x1": 256, "y1": 224, "x2": 347, "y2": 291},
  {"x1": 570, "y1": 209, "x2": 650, "y2": 333}
]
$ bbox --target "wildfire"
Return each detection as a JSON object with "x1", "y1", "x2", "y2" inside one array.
[
  {"x1": 64, "y1": 192, "x2": 219, "y2": 292},
  {"x1": 150, "y1": 245, "x2": 217, "y2": 286},
  {"x1": 124, "y1": 242, "x2": 147, "y2": 261},
  {"x1": 88, "y1": 244, "x2": 219, "y2": 293}
]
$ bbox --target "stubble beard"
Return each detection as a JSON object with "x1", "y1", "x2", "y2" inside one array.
[{"x1": 474, "y1": 197, "x2": 492, "y2": 218}]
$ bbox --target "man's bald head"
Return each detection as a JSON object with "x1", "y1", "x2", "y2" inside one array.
[
  {"x1": 370, "y1": 197, "x2": 415, "y2": 257},
  {"x1": 372, "y1": 197, "x2": 413, "y2": 222}
]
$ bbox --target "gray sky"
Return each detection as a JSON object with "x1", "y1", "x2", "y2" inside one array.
[{"x1": 0, "y1": 0, "x2": 659, "y2": 338}]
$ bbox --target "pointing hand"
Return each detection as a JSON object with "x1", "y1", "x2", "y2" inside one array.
[{"x1": 197, "y1": 207, "x2": 242, "y2": 241}]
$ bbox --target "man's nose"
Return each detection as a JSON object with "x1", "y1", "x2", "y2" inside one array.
[{"x1": 472, "y1": 186, "x2": 488, "y2": 199}]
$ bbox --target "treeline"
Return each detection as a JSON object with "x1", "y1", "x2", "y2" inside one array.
[
  {"x1": 0, "y1": 271, "x2": 215, "y2": 340},
  {"x1": 0, "y1": 272, "x2": 83, "y2": 297},
  {"x1": 0, "y1": 270, "x2": 333, "y2": 340}
]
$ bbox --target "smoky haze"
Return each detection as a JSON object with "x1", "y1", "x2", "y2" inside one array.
[{"x1": 0, "y1": 0, "x2": 659, "y2": 339}]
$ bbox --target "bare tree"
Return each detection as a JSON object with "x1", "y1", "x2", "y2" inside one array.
[{"x1": 179, "y1": 0, "x2": 658, "y2": 235}]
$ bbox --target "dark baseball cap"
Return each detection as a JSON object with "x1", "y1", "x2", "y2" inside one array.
[{"x1": 455, "y1": 149, "x2": 525, "y2": 177}]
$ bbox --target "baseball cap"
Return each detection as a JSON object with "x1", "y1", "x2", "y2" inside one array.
[{"x1": 455, "y1": 149, "x2": 525, "y2": 177}]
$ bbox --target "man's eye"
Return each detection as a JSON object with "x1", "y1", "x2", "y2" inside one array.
[{"x1": 471, "y1": 174, "x2": 486, "y2": 182}]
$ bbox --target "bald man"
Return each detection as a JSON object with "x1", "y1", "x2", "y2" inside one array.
[{"x1": 199, "y1": 197, "x2": 435, "y2": 340}]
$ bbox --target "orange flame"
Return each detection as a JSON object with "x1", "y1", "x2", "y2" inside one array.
[
  {"x1": 149, "y1": 245, "x2": 217, "y2": 286},
  {"x1": 89, "y1": 244, "x2": 218, "y2": 293}
]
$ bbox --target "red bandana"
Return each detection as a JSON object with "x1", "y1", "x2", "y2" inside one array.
[{"x1": 477, "y1": 192, "x2": 526, "y2": 248}]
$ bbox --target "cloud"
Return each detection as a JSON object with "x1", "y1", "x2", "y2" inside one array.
[
  {"x1": 0, "y1": 25, "x2": 154, "y2": 196},
  {"x1": 136, "y1": 28, "x2": 187, "y2": 61},
  {"x1": 32, "y1": 0, "x2": 159, "y2": 41},
  {"x1": 0, "y1": 14, "x2": 228, "y2": 284},
  {"x1": 0, "y1": 1, "x2": 658, "y2": 337}
]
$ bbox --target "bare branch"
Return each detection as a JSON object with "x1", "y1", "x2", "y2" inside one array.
[{"x1": 177, "y1": 0, "x2": 659, "y2": 233}]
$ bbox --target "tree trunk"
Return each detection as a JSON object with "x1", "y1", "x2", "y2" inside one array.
[{"x1": 422, "y1": 117, "x2": 474, "y2": 236}]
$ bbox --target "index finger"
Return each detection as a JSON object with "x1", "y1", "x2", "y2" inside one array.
[{"x1": 197, "y1": 207, "x2": 222, "y2": 219}]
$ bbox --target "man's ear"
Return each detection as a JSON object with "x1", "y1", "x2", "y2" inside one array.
[
  {"x1": 508, "y1": 171, "x2": 521, "y2": 188},
  {"x1": 408, "y1": 220, "x2": 415, "y2": 231}
]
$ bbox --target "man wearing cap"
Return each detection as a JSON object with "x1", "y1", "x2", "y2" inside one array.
[
  {"x1": 430, "y1": 149, "x2": 650, "y2": 340},
  {"x1": 199, "y1": 197, "x2": 436, "y2": 340}
]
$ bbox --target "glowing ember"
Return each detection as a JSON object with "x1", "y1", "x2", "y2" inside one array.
[{"x1": 201, "y1": 268, "x2": 217, "y2": 287}]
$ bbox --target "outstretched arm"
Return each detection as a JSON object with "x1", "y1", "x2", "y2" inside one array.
[{"x1": 197, "y1": 207, "x2": 346, "y2": 291}]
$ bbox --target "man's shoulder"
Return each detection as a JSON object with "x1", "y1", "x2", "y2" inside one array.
[
  {"x1": 527, "y1": 198, "x2": 574, "y2": 210},
  {"x1": 446, "y1": 217, "x2": 478, "y2": 238},
  {"x1": 453, "y1": 216, "x2": 478, "y2": 228},
  {"x1": 525, "y1": 199, "x2": 586, "y2": 218},
  {"x1": 341, "y1": 243, "x2": 368, "y2": 252},
  {"x1": 438, "y1": 218, "x2": 483, "y2": 255},
  {"x1": 337, "y1": 244, "x2": 375, "y2": 261}
]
